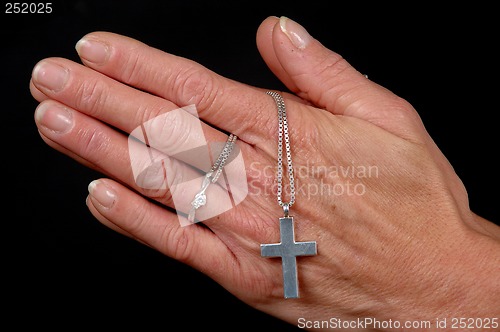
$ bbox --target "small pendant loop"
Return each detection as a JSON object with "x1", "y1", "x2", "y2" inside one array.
[{"x1": 282, "y1": 203, "x2": 290, "y2": 217}]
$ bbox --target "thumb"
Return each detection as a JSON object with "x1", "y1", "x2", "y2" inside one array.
[{"x1": 257, "y1": 16, "x2": 425, "y2": 140}]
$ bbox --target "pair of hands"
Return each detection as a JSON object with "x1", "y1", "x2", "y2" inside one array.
[{"x1": 30, "y1": 16, "x2": 499, "y2": 329}]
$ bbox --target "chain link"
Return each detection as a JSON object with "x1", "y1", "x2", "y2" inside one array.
[
  {"x1": 210, "y1": 133, "x2": 237, "y2": 183},
  {"x1": 188, "y1": 133, "x2": 237, "y2": 223},
  {"x1": 266, "y1": 91, "x2": 295, "y2": 209}
]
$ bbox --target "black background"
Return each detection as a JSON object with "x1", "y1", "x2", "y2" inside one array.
[{"x1": 2, "y1": 1, "x2": 498, "y2": 330}]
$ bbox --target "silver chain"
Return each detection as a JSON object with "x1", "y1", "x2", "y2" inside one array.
[
  {"x1": 266, "y1": 91, "x2": 295, "y2": 213},
  {"x1": 210, "y1": 133, "x2": 237, "y2": 182},
  {"x1": 188, "y1": 133, "x2": 237, "y2": 223}
]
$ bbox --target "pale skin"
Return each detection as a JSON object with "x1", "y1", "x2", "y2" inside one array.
[{"x1": 30, "y1": 16, "x2": 499, "y2": 331}]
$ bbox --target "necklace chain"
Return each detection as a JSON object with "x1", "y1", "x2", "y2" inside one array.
[
  {"x1": 187, "y1": 133, "x2": 237, "y2": 223},
  {"x1": 266, "y1": 91, "x2": 295, "y2": 209},
  {"x1": 210, "y1": 133, "x2": 237, "y2": 183}
]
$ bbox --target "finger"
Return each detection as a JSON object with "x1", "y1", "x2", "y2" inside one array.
[
  {"x1": 256, "y1": 16, "x2": 298, "y2": 92},
  {"x1": 31, "y1": 49, "x2": 269, "y2": 230},
  {"x1": 29, "y1": 58, "x2": 230, "y2": 153},
  {"x1": 85, "y1": 177, "x2": 234, "y2": 279},
  {"x1": 34, "y1": 100, "x2": 239, "y2": 226},
  {"x1": 29, "y1": 58, "x2": 254, "y2": 191},
  {"x1": 258, "y1": 16, "x2": 427, "y2": 140},
  {"x1": 29, "y1": 55, "x2": 265, "y2": 226},
  {"x1": 72, "y1": 31, "x2": 278, "y2": 144}
]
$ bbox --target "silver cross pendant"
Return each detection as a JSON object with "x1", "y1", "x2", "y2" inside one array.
[{"x1": 260, "y1": 216, "x2": 317, "y2": 299}]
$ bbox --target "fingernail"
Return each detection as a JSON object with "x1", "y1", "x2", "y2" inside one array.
[
  {"x1": 75, "y1": 38, "x2": 110, "y2": 65},
  {"x1": 88, "y1": 180, "x2": 116, "y2": 209},
  {"x1": 279, "y1": 16, "x2": 312, "y2": 49},
  {"x1": 32, "y1": 61, "x2": 69, "y2": 92},
  {"x1": 35, "y1": 103, "x2": 73, "y2": 134}
]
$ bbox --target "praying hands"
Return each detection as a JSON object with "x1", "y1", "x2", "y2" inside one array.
[{"x1": 30, "y1": 16, "x2": 500, "y2": 331}]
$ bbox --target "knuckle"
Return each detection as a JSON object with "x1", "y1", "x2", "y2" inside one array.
[
  {"x1": 121, "y1": 49, "x2": 145, "y2": 85},
  {"x1": 315, "y1": 53, "x2": 350, "y2": 79},
  {"x1": 150, "y1": 185, "x2": 175, "y2": 207},
  {"x1": 139, "y1": 157, "x2": 180, "y2": 207},
  {"x1": 76, "y1": 126, "x2": 112, "y2": 159},
  {"x1": 127, "y1": 202, "x2": 152, "y2": 234},
  {"x1": 135, "y1": 100, "x2": 164, "y2": 124},
  {"x1": 315, "y1": 63, "x2": 352, "y2": 106},
  {"x1": 74, "y1": 77, "x2": 109, "y2": 117},
  {"x1": 163, "y1": 226, "x2": 195, "y2": 262},
  {"x1": 377, "y1": 96, "x2": 422, "y2": 126},
  {"x1": 172, "y1": 66, "x2": 220, "y2": 112},
  {"x1": 145, "y1": 106, "x2": 192, "y2": 153}
]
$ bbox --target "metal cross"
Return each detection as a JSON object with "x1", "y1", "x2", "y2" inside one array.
[{"x1": 260, "y1": 217, "x2": 317, "y2": 299}]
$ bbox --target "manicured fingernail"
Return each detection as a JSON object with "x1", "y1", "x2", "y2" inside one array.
[
  {"x1": 88, "y1": 180, "x2": 116, "y2": 209},
  {"x1": 32, "y1": 61, "x2": 69, "y2": 92},
  {"x1": 279, "y1": 16, "x2": 312, "y2": 49},
  {"x1": 35, "y1": 103, "x2": 73, "y2": 134},
  {"x1": 75, "y1": 38, "x2": 110, "y2": 65}
]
